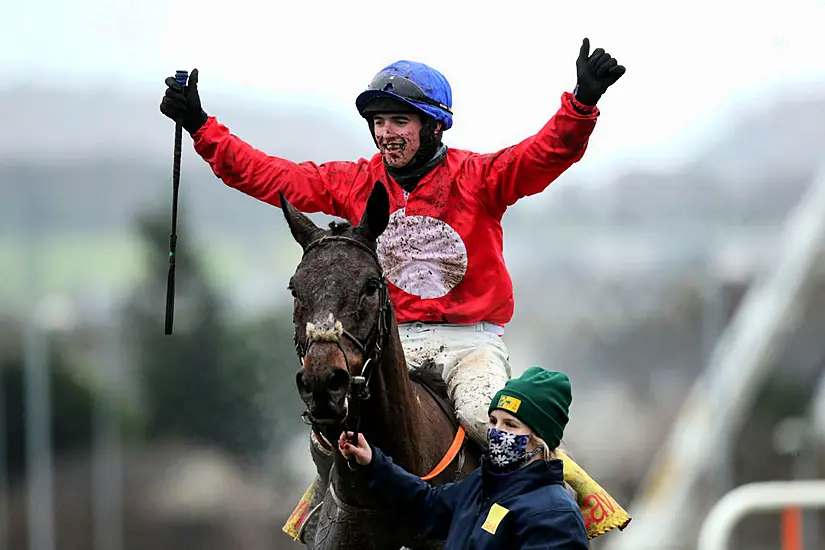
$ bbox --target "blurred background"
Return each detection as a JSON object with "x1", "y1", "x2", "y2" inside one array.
[{"x1": 2, "y1": 0, "x2": 825, "y2": 548}]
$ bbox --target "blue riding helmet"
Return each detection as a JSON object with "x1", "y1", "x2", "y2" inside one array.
[{"x1": 355, "y1": 60, "x2": 453, "y2": 131}]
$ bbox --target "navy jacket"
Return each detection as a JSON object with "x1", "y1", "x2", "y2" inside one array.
[{"x1": 362, "y1": 446, "x2": 589, "y2": 549}]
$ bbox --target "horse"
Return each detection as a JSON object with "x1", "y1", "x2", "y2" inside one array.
[{"x1": 280, "y1": 181, "x2": 482, "y2": 550}]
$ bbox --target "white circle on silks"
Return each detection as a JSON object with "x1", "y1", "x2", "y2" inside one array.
[{"x1": 377, "y1": 209, "x2": 468, "y2": 299}]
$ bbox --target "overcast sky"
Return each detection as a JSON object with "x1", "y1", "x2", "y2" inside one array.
[{"x1": 3, "y1": 0, "x2": 824, "y2": 184}]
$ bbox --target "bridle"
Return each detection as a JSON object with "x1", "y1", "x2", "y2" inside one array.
[{"x1": 294, "y1": 234, "x2": 390, "y2": 456}]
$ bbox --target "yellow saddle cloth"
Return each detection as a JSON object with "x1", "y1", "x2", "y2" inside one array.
[{"x1": 557, "y1": 449, "x2": 631, "y2": 539}]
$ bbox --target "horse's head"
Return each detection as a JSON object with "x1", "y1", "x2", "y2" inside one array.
[{"x1": 281, "y1": 182, "x2": 391, "y2": 427}]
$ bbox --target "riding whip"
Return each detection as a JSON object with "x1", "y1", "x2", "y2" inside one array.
[{"x1": 164, "y1": 69, "x2": 188, "y2": 335}]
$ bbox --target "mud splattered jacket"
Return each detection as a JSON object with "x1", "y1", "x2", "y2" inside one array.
[
  {"x1": 191, "y1": 92, "x2": 598, "y2": 326},
  {"x1": 361, "y1": 445, "x2": 589, "y2": 549}
]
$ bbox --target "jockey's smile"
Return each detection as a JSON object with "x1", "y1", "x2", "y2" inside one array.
[{"x1": 373, "y1": 112, "x2": 422, "y2": 168}]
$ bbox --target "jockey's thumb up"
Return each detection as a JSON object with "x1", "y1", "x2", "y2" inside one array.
[
  {"x1": 338, "y1": 432, "x2": 373, "y2": 466},
  {"x1": 574, "y1": 37, "x2": 626, "y2": 106}
]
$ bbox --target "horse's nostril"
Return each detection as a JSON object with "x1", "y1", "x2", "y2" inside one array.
[
  {"x1": 327, "y1": 369, "x2": 350, "y2": 394},
  {"x1": 296, "y1": 371, "x2": 310, "y2": 397}
]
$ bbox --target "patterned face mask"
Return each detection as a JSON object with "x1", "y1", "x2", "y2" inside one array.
[{"x1": 487, "y1": 427, "x2": 540, "y2": 473}]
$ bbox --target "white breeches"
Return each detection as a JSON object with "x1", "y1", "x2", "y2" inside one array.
[{"x1": 399, "y1": 322, "x2": 511, "y2": 448}]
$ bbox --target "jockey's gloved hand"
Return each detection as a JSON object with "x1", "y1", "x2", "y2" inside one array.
[
  {"x1": 573, "y1": 38, "x2": 626, "y2": 107},
  {"x1": 159, "y1": 68, "x2": 208, "y2": 134}
]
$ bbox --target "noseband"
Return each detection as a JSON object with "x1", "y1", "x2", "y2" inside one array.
[{"x1": 294, "y1": 234, "x2": 390, "y2": 450}]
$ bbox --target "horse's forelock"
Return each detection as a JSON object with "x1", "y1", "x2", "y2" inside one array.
[{"x1": 328, "y1": 220, "x2": 353, "y2": 235}]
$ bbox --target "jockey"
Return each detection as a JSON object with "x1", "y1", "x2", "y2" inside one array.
[{"x1": 160, "y1": 38, "x2": 625, "y2": 542}]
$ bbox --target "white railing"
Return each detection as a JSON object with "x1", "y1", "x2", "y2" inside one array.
[{"x1": 697, "y1": 480, "x2": 825, "y2": 550}]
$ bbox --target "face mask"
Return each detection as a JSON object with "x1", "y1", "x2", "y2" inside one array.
[{"x1": 487, "y1": 427, "x2": 541, "y2": 473}]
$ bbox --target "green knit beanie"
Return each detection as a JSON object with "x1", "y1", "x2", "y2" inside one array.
[{"x1": 488, "y1": 366, "x2": 572, "y2": 450}]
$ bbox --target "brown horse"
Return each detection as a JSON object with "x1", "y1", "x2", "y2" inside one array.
[
  {"x1": 280, "y1": 182, "x2": 480, "y2": 549},
  {"x1": 281, "y1": 182, "x2": 480, "y2": 550}
]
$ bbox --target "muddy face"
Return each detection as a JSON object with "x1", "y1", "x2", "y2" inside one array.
[
  {"x1": 280, "y1": 183, "x2": 391, "y2": 427},
  {"x1": 372, "y1": 113, "x2": 423, "y2": 169}
]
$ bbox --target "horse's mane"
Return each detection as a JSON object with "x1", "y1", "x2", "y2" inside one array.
[{"x1": 321, "y1": 221, "x2": 379, "y2": 253}]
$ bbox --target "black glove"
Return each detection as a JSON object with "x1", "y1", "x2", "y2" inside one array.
[
  {"x1": 574, "y1": 38, "x2": 626, "y2": 107},
  {"x1": 159, "y1": 68, "x2": 208, "y2": 134}
]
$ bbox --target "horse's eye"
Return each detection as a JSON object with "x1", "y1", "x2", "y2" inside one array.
[{"x1": 365, "y1": 278, "x2": 381, "y2": 296}]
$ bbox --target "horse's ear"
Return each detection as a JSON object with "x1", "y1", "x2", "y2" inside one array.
[
  {"x1": 357, "y1": 181, "x2": 390, "y2": 241},
  {"x1": 280, "y1": 190, "x2": 320, "y2": 249}
]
